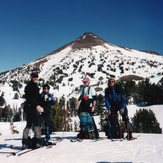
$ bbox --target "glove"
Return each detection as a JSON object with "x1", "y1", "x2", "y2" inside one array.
[
  {"x1": 36, "y1": 105, "x2": 44, "y2": 113},
  {"x1": 120, "y1": 108, "x2": 125, "y2": 114},
  {"x1": 76, "y1": 101, "x2": 81, "y2": 109},
  {"x1": 91, "y1": 106, "x2": 95, "y2": 113},
  {"x1": 107, "y1": 109, "x2": 111, "y2": 116},
  {"x1": 44, "y1": 94, "x2": 48, "y2": 101}
]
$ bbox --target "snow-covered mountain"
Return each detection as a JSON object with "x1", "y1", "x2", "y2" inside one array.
[{"x1": 0, "y1": 32, "x2": 163, "y2": 100}]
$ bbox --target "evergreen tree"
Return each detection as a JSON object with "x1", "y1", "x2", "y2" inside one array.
[
  {"x1": 74, "y1": 120, "x2": 79, "y2": 132},
  {"x1": 50, "y1": 98, "x2": 73, "y2": 132},
  {"x1": 69, "y1": 97, "x2": 77, "y2": 116},
  {"x1": 50, "y1": 100, "x2": 67, "y2": 131},
  {"x1": 96, "y1": 94, "x2": 104, "y2": 115},
  {"x1": 64, "y1": 110, "x2": 72, "y2": 131},
  {"x1": 99, "y1": 107, "x2": 107, "y2": 131},
  {"x1": 123, "y1": 80, "x2": 137, "y2": 104},
  {"x1": 0, "y1": 96, "x2": 5, "y2": 106},
  {"x1": 123, "y1": 79, "x2": 163, "y2": 105},
  {"x1": 132, "y1": 109, "x2": 162, "y2": 133},
  {"x1": 0, "y1": 107, "x2": 3, "y2": 121},
  {"x1": 1, "y1": 105, "x2": 13, "y2": 122}
]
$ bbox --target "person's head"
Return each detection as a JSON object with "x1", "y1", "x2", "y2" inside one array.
[
  {"x1": 43, "y1": 84, "x2": 50, "y2": 93},
  {"x1": 108, "y1": 78, "x2": 116, "y2": 88},
  {"x1": 30, "y1": 72, "x2": 39, "y2": 83},
  {"x1": 82, "y1": 76, "x2": 90, "y2": 87}
]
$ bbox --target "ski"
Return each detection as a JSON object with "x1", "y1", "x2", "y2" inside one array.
[
  {"x1": 0, "y1": 151, "x2": 16, "y2": 156},
  {"x1": 7, "y1": 141, "x2": 58, "y2": 157},
  {"x1": 126, "y1": 137, "x2": 138, "y2": 141},
  {"x1": 109, "y1": 136, "x2": 138, "y2": 142},
  {"x1": 6, "y1": 148, "x2": 31, "y2": 157},
  {"x1": 17, "y1": 148, "x2": 34, "y2": 156},
  {"x1": 17, "y1": 143, "x2": 57, "y2": 156},
  {"x1": 110, "y1": 138, "x2": 124, "y2": 142},
  {"x1": 70, "y1": 138, "x2": 83, "y2": 142}
]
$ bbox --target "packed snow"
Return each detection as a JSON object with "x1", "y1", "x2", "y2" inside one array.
[{"x1": 0, "y1": 105, "x2": 163, "y2": 163}]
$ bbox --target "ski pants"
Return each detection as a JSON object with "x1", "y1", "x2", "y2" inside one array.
[
  {"x1": 23, "y1": 109, "x2": 42, "y2": 140},
  {"x1": 108, "y1": 107, "x2": 132, "y2": 132}
]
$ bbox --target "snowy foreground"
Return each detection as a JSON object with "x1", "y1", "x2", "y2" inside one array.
[{"x1": 0, "y1": 105, "x2": 163, "y2": 163}]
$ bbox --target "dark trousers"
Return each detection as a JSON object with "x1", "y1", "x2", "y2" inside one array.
[
  {"x1": 108, "y1": 107, "x2": 132, "y2": 136},
  {"x1": 22, "y1": 109, "x2": 42, "y2": 144},
  {"x1": 109, "y1": 108, "x2": 129, "y2": 124}
]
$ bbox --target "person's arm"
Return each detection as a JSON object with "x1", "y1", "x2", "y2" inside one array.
[
  {"x1": 90, "y1": 87, "x2": 97, "y2": 113},
  {"x1": 105, "y1": 89, "x2": 111, "y2": 111},
  {"x1": 91, "y1": 98, "x2": 96, "y2": 113},
  {"x1": 47, "y1": 93, "x2": 55, "y2": 106},
  {"x1": 120, "y1": 93, "x2": 126, "y2": 113},
  {"x1": 76, "y1": 88, "x2": 84, "y2": 109}
]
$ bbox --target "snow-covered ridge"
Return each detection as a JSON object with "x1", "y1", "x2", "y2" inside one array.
[{"x1": 0, "y1": 32, "x2": 163, "y2": 100}]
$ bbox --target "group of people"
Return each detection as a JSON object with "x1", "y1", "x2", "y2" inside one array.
[
  {"x1": 22, "y1": 72, "x2": 132, "y2": 149},
  {"x1": 76, "y1": 76, "x2": 132, "y2": 140}
]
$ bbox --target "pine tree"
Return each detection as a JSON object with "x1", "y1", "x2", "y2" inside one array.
[
  {"x1": 2, "y1": 105, "x2": 13, "y2": 122},
  {"x1": 69, "y1": 97, "x2": 77, "y2": 116},
  {"x1": 74, "y1": 120, "x2": 79, "y2": 132},
  {"x1": 0, "y1": 96, "x2": 5, "y2": 106},
  {"x1": 132, "y1": 109, "x2": 162, "y2": 133}
]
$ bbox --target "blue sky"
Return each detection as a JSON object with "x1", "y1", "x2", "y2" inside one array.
[{"x1": 0, "y1": 0, "x2": 163, "y2": 72}]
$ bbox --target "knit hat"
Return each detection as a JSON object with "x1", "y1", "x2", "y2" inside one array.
[
  {"x1": 31, "y1": 72, "x2": 38, "y2": 78},
  {"x1": 43, "y1": 84, "x2": 50, "y2": 90},
  {"x1": 82, "y1": 76, "x2": 90, "y2": 83}
]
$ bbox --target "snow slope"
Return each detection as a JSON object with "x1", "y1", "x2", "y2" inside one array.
[
  {"x1": 0, "y1": 105, "x2": 163, "y2": 163},
  {"x1": 1, "y1": 32, "x2": 163, "y2": 104}
]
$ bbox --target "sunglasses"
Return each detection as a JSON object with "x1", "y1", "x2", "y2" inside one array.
[{"x1": 108, "y1": 80, "x2": 115, "y2": 84}]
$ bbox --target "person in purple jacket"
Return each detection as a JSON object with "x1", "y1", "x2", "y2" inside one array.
[{"x1": 105, "y1": 78, "x2": 132, "y2": 139}]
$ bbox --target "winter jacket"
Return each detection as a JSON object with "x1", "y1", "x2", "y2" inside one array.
[
  {"x1": 78, "y1": 86, "x2": 97, "y2": 114},
  {"x1": 41, "y1": 92, "x2": 55, "y2": 113},
  {"x1": 105, "y1": 84, "x2": 126, "y2": 111},
  {"x1": 24, "y1": 81, "x2": 42, "y2": 113},
  {"x1": 40, "y1": 92, "x2": 55, "y2": 125}
]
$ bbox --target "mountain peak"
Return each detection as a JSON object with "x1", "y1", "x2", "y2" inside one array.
[
  {"x1": 80, "y1": 32, "x2": 98, "y2": 39},
  {"x1": 71, "y1": 32, "x2": 107, "y2": 49}
]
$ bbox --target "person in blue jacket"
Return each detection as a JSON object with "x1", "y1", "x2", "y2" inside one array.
[
  {"x1": 41, "y1": 84, "x2": 55, "y2": 145},
  {"x1": 105, "y1": 78, "x2": 132, "y2": 139}
]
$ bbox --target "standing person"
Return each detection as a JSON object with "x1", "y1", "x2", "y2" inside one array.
[
  {"x1": 77, "y1": 76, "x2": 99, "y2": 139},
  {"x1": 22, "y1": 72, "x2": 44, "y2": 149},
  {"x1": 105, "y1": 78, "x2": 132, "y2": 139},
  {"x1": 41, "y1": 84, "x2": 55, "y2": 145}
]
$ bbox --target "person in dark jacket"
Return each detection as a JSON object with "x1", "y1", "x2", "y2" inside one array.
[
  {"x1": 22, "y1": 72, "x2": 44, "y2": 149},
  {"x1": 41, "y1": 84, "x2": 55, "y2": 145},
  {"x1": 105, "y1": 78, "x2": 132, "y2": 139}
]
